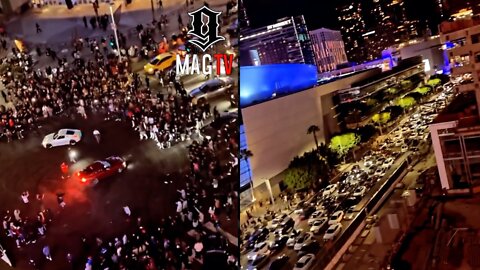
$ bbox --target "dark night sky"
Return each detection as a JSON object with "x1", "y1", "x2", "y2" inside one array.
[
  {"x1": 244, "y1": 0, "x2": 443, "y2": 33},
  {"x1": 244, "y1": 0, "x2": 340, "y2": 30}
]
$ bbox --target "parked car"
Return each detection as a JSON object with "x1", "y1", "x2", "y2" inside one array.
[
  {"x1": 353, "y1": 186, "x2": 367, "y2": 197},
  {"x1": 310, "y1": 217, "x2": 328, "y2": 234},
  {"x1": 322, "y1": 183, "x2": 338, "y2": 197},
  {"x1": 269, "y1": 254, "x2": 290, "y2": 270},
  {"x1": 293, "y1": 233, "x2": 313, "y2": 251},
  {"x1": 269, "y1": 235, "x2": 289, "y2": 251},
  {"x1": 307, "y1": 210, "x2": 325, "y2": 225},
  {"x1": 328, "y1": 210, "x2": 345, "y2": 225},
  {"x1": 293, "y1": 254, "x2": 315, "y2": 270},
  {"x1": 247, "y1": 241, "x2": 268, "y2": 261},
  {"x1": 286, "y1": 229, "x2": 302, "y2": 247},
  {"x1": 248, "y1": 253, "x2": 269, "y2": 269},
  {"x1": 298, "y1": 240, "x2": 321, "y2": 257},
  {"x1": 323, "y1": 224, "x2": 342, "y2": 241}
]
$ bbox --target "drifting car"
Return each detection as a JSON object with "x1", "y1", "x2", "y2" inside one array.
[
  {"x1": 76, "y1": 156, "x2": 126, "y2": 185},
  {"x1": 42, "y1": 129, "x2": 82, "y2": 148}
]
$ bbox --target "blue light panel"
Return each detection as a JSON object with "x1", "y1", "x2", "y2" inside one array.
[{"x1": 240, "y1": 64, "x2": 318, "y2": 107}]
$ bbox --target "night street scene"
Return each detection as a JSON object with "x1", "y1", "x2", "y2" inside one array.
[
  {"x1": 239, "y1": 0, "x2": 480, "y2": 269},
  {"x1": 0, "y1": 0, "x2": 239, "y2": 269}
]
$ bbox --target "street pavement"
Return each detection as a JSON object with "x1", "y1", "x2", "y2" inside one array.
[
  {"x1": 0, "y1": 2, "x2": 238, "y2": 269},
  {"x1": 6, "y1": 0, "x2": 233, "y2": 46}
]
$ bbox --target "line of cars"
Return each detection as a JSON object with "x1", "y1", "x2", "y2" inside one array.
[{"x1": 241, "y1": 79, "x2": 456, "y2": 270}]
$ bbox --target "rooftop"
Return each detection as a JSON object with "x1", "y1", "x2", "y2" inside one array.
[
  {"x1": 439, "y1": 15, "x2": 480, "y2": 35},
  {"x1": 433, "y1": 91, "x2": 478, "y2": 124},
  {"x1": 350, "y1": 56, "x2": 423, "y2": 88}
]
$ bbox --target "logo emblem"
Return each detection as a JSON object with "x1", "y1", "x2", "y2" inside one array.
[{"x1": 187, "y1": 6, "x2": 225, "y2": 52}]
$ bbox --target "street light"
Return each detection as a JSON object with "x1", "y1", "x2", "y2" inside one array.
[
  {"x1": 109, "y1": 3, "x2": 122, "y2": 62},
  {"x1": 150, "y1": 0, "x2": 156, "y2": 23}
]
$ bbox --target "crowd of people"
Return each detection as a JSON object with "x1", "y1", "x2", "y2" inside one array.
[
  {"x1": 2, "y1": 192, "x2": 52, "y2": 250},
  {"x1": 0, "y1": 1, "x2": 239, "y2": 269}
]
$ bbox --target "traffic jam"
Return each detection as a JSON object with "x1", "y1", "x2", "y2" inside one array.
[{"x1": 241, "y1": 77, "x2": 456, "y2": 270}]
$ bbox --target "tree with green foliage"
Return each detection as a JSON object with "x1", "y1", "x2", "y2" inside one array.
[
  {"x1": 400, "y1": 79, "x2": 412, "y2": 90},
  {"x1": 414, "y1": 86, "x2": 432, "y2": 95},
  {"x1": 372, "y1": 112, "x2": 391, "y2": 125},
  {"x1": 284, "y1": 166, "x2": 314, "y2": 191},
  {"x1": 307, "y1": 125, "x2": 320, "y2": 150},
  {"x1": 396, "y1": 96, "x2": 417, "y2": 109},
  {"x1": 427, "y1": 78, "x2": 441, "y2": 88},
  {"x1": 385, "y1": 87, "x2": 399, "y2": 95},
  {"x1": 328, "y1": 133, "x2": 361, "y2": 159}
]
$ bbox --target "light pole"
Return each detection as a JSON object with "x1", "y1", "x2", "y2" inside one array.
[
  {"x1": 150, "y1": 0, "x2": 156, "y2": 23},
  {"x1": 109, "y1": 3, "x2": 122, "y2": 62}
]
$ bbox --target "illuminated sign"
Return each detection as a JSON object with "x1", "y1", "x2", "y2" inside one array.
[
  {"x1": 240, "y1": 64, "x2": 318, "y2": 107},
  {"x1": 267, "y1": 19, "x2": 292, "y2": 30}
]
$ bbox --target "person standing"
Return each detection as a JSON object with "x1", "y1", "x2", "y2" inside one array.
[
  {"x1": 61, "y1": 162, "x2": 69, "y2": 179},
  {"x1": 21, "y1": 191, "x2": 29, "y2": 204},
  {"x1": 145, "y1": 76, "x2": 150, "y2": 88},
  {"x1": 83, "y1": 16, "x2": 88, "y2": 28},
  {"x1": 42, "y1": 245, "x2": 52, "y2": 261},
  {"x1": 93, "y1": 129, "x2": 101, "y2": 143},
  {"x1": 35, "y1": 23, "x2": 42, "y2": 33}
]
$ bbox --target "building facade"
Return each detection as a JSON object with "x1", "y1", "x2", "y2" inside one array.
[
  {"x1": 239, "y1": 64, "x2": 378, "y2": 204},
  {"x1": 430, "y1": 15, "x2": 480, "y2": 193},
  {"x1": 239, "y1": 16, "x2": 317, "y2": 67},
  {"x1": 310, "y1": 28, "x2": 348, "y2": 73},
  {"x1": 337, "y1": 2, "x2": 367, "y2": 63}
]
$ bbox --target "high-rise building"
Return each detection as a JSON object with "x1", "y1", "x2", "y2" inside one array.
[
  {"x1": 238, "y1": 0, "x2": 250, "y2": 30},
  {"x1": 430, "y1": 15, "x2": 480, "y2": 193},
  {"x1": 239, "y1": 16, "x2": 317, "y2": 67},
  {"x1": 337, "y1": 2, "x2": 367, "y2": 63},
  {"x1": 309, "y1": 28, "x2": 348, "y2": 72}
]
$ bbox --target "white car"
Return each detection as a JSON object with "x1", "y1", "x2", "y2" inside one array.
[
  {"x1": 353, "y1": 186, "x2": 367, "y2": 197},
  {"x1": 293, "y1": 233, "x2": 313, "y2": 251},
  {"x1": 364, "y1": 159, "x2": 375, "y2": 168},
  {"x1": 383, "y1": 157, "x2": 395, "y2": 168},
  {"x1": 293, "y1": 254, "x2": 315, "y2": 270},
  {"x1": 323, "y1": 223, "x2": 342, "y2": 241},
  {"x1": 308, "y1": 210, "x2": 325, "y2": 225},
  {"x1": 394, "y1": 140, "x2": 403, "y2": 147},
  {"x1": 344, "y1": 207, "x2": 357, "y2": 220},
  {"x1": 286, "y1": 231, "x2": 301, "y2": 247},
  {"x1": 401, "y1": 144, "x2": 408, "y2": 153},
  {"x1": 42, "y1": 129, "x2": 82, "y2": 148},
  {"x1": 374, "y1": 168, "x2": 386, "y2": 177},
  {"x1": 328, "y1": 210, "x2": 345, "y2": 225},
  {"x1": 310, "y1": 217, "x2": 328, "y2": 234},
  {"x1": 247, "y1": 241, "x2": 268, "y2": 261},
  {"x1": 322, "y1": 183, "x2": 338, "y2": 197}
]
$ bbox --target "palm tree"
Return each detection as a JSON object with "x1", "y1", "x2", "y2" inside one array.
[
  {"x1": 240, "y1": 149, "x2": 255, "y2": 201},
  {"x1": 307, "y1": 125, "x2": 320, "y2": 150}
]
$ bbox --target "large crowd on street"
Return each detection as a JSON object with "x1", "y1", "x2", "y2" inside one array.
[{"x1": 0, "y1": 5, "x2": 239, "y2": 267}]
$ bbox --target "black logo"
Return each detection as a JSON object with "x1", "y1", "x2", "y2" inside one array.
[{"x1": 187, "y1": 6, "x2": 225, "y2": 52}]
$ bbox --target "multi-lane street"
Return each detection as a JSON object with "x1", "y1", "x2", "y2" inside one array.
[{"x1": 241, "y1": 79, "x2": 455, "y2": 270}]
